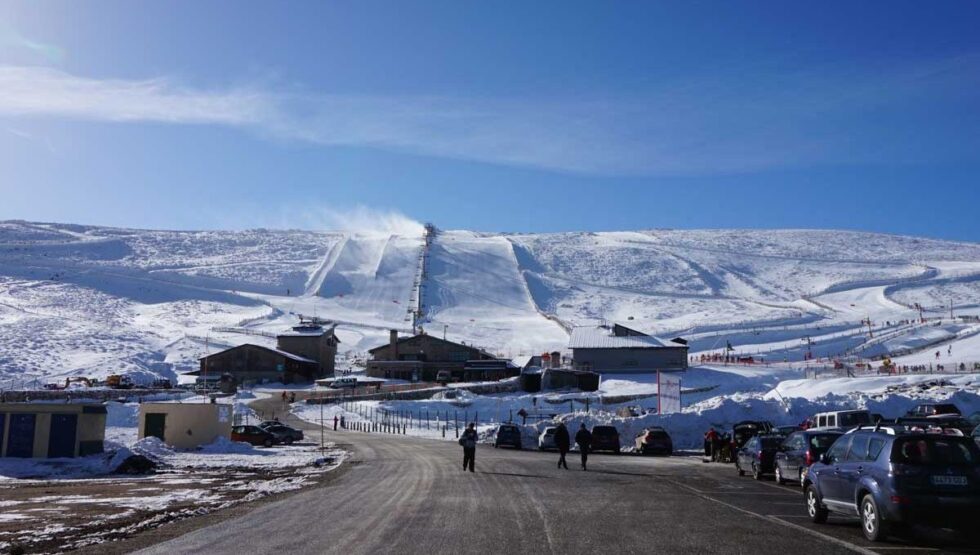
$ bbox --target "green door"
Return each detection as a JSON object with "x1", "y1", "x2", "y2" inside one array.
[
  {"x1": 48, "y1": 414, "x2": 78, "y2": 458},
  {"x1": 144, "y1": 413, "x2": 166, "y2": 441}
]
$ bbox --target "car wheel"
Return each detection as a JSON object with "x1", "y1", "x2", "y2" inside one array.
[
  {"x1": 861, "y1": 495, "x2": 889, "y2": 542},
  {"x1": 775, "y1": 465, "x2": 785, "y2": 485},
  {"x1": 805, "y1": 485, "x2": 828, "y2": 523},
  {"x1": 736, "y1": 460, "x2": 744, "y2": 477},
  {"x1": 263, "y1": 438, "x2": 273, "y2": 448},
  {"x1": 285, "y1": 437, "x2": 294, "y2": 445},
  {"x1": 752, "y1": 463, "x2": 763, "y2": 481}
]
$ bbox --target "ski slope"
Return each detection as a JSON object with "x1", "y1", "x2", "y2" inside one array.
[
  {"x1": 2, "y1": 220, "x2": 980, "y2": 385},
  {"x1": 420, "y1": 231, "x2": 567, "y2": 355}
]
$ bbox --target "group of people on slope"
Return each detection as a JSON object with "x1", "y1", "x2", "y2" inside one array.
[{"x1": 458, "y1": 421, "x2": 593, "y2": 473}]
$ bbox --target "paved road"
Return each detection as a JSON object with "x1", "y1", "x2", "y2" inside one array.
[{"x1": 136, "y1": 410, "x2": 978, "y2": 555}]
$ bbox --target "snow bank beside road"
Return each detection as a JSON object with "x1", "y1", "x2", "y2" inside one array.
[{"x1": 767, "y1": 373, "x2": 980, "y2": 401}]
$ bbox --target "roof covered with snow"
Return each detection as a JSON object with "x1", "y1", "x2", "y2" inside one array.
[
  {"x1": 200, "y1": 344, "x2": 318, "y2": 364},
  {"x1": 568, "y1": 325, "x2": 686, "y2": 350}
]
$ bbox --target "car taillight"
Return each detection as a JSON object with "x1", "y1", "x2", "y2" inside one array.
[
  {"x1": 757, "y1": 451, "x2": 763, "y2": 460},
  {"x1": 891, "y1": 464, "x2": 922, "y2": 476},
  {"x1": 805, "y1": 450, "x2": 813, "y2": 466},
  {"x1": 890, "y1": 495, "x2": 911, "y2": 505}
]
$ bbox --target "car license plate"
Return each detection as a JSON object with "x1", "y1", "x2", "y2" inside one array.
[{"x1": 931, "y1": 475, "x2": 967, "y2": 486}]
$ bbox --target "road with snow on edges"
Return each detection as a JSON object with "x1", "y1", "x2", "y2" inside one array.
[{"x1": 129, "y1": 402, "x2": 978, "y2": 555}]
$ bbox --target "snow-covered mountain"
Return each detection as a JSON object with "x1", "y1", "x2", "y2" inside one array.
[{"x1": 2, "y1": 220, "x2": 979, "y2": 386}]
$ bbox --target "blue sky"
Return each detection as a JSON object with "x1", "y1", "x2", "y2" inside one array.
[{"x1": 1, "y1": 1, "x2": 979, "y2": 241}]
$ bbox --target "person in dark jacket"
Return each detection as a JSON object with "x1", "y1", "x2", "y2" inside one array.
[
  {"x1": 574, "y1": 423, "x2": 592, "y2": 471},
  {"x1": 460, "y1": 422, "x2": 478, "y2": 472},
  {"x1": 554, "y1": 422, "x2": 570, "y2": 469}
]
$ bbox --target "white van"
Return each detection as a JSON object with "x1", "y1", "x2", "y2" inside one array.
[{"x1": 811, "y1": 410, "x2": 873, "y2": 429}]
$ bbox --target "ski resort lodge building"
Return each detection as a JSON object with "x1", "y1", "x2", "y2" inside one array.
[
  {"x1": 366, "y1": 330, "x2": 516, "y2": 382},
  {"x1": 569, "y1": 324, "x2": 688, "y2": 374},
  {"x1": 194, "y1": 321, "x2": 339, "y2": 385}
]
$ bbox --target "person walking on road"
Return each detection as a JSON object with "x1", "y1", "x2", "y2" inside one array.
[
  {"x1": 460, "y1": 422, "x2": 477, "y2": 473},
  {"x1": 340, "y1": 415, "x2": 346, "y2": 429},
  {"x1": 554, "y1": 422, "x2": 570, "y2": 470},
  {"x1": 333, "y1": 415, "x2": 338, "y2": 431},
  {"x1": 575, "y1": 423, "x2": 592, "y2": 471}
]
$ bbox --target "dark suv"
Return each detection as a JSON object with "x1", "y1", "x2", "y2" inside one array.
[
  {"x1": 494, "y1": 424, "x2": 523, "y2": 449},
  {"x1": 736, "y1": 434, "x2": 784, "y2": 480},
  {"x1": 774, "y1": 429, "x2": 843, "y2": 486},
  {"x1": 590, "y1": 426, "x2": 621, "y2": 454},
  {"x1": 804, "y1": 427, "x2": 980, "y2": 541}
]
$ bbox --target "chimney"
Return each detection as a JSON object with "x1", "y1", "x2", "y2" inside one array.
[{"x1": 390, "y1": 329, "x2": 399, "y2": 360}]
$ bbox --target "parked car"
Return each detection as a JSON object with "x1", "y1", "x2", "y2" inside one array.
[
  {"x1": 895, "y1": 415, "x2": 975, "y2": 436},
  {"x1": 329, "y1": 377, "x2": 358, "y2": 389},
  {"x1": 494, "y1": 424, "x2": 522, "y2": 449},
  {"x1": 590, "y1": 425, "x2": 621, "y2": 454},
  {"x1": 906, "y1": 403, "x2": 961, "y2": 417},
  {"x1": 774, "y1": 429, "x2": 843, "y2": 486},
  {"x1": 811, "y1": 410, "x2": 873, "y2": 429},
  {"x1": 804, "y1": 427, "x2": 980, "y2": 541},
  {"x1": 774, "y1": 424, "x2": 803, "y2": 435},
  {"x1": 260, "y1": 423, "x2": 304, "y2": 444},
  {"x1": 635, "y1": 427, "x2": 672, "y2": 455},
  {"x1": 231, "y1": 425, "x2": 280, "y2": 447},
  {"x1": 436, "y1": 370, "x2": 452, "y2": 385},
  {"x1": 973, "y1": 425, "x2": 980, "y2": 449},
  {"x1": 731, "y1": 420, "x2": 773, "y2": 456},
  {"x1": 735, "y1": 434, "x2": 784, "y2": 480},
  {"x1": 538, "y1": 427, "x2": 558, "y2": 451}
]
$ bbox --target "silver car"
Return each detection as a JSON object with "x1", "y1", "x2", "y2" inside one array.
[{"x1": 538, "y1": 427, "x2": 558, "y2": 451}]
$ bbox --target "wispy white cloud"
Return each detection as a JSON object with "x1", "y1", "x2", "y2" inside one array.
[
  {"x1": 0, "y1": 27, "x2": 65, "y2": 64},
  {"x1": 0, "y1": 57, "x2": 977, "y2": 175}
]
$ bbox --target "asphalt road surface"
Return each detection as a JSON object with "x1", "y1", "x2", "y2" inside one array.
[{"x1": 135, "y1": 410, "x2": 979, "y2": 555}]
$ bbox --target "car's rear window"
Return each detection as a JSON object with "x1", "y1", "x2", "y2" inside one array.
[
  {"x1": 593, "y1": 426, "x2": 617, "y2": 434},
  {"x1": 760, "y1": 437, "x2": 783, "y2": 448},
  {"x1": 649, "y1": 431, "x2": 668, "y2": 438},
  {"x1": 892, "y1": 438, "x2": 980, "y2": 466},
  {"x1": 809, "y1": 433, "x2": 841, "y2": 452},
  {"x1": 500, "y1": 426, "x2": 518, "y2": 432}
]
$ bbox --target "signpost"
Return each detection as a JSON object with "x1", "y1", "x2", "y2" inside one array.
[{"x1": 657, "y1": 371, "x2": 681, "y2": 415}]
